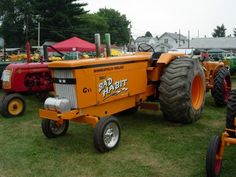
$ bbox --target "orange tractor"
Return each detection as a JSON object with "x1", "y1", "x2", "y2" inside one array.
[
  {"x1": 202, "y1": 61, "x2": 231, "y2": 106},
  {"x1": 39, "y1": 42, "x2": 206, "y2": 152},
  {"x1": 38, "y1": 41, "x2": 230, "y2": 152},
  {"x1": 206, "y1": 90, "x2": 236, "y2": 177}
]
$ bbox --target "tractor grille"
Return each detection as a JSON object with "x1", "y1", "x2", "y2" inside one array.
[{"x1": 53, "y1": 70, "x2": 78, "y2": 109}]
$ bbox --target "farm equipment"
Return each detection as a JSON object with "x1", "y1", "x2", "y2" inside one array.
[
  {"x1": 39, "y1": 42, "x2": 206, "y2": 152},
  {"x1": 223, "y1": 56, "x2": 236, "y2": 75},
  {"x1": 0, "y1": 42, "x2": 53, "y2": 117},
  {"x1": 202, "y1": 61, "x2": 231, "y2": 106},
  {"x1": 192, "y1": 50, "x2": 231, "y2": 106},
  {"x1": 206, "y1": 90, "x2": 236, "y2": 177}
]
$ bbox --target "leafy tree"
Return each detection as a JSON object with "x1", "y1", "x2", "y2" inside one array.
[
  {"x1": 0, "y1": 0, "x2": 34, "y2": 47},
  {"x1": 32, "y1": 0, "x2": 87, "y2": 42},
  {"x1": 233, "y1": 28, "x2": 236, "y2": 37},
  {"x1": 0, "y1": 0, "x2": 87, "y2": 47},
  {"x1": 145, "y1": 31, "x2": 152, "y2": 37},
  {"x1": 96, "y1": 8, "x2": 130, "y2": 45},
  {"x1": 212, "y1": 24, "x2": 226, "y2": 37},
  {"x1": 79, "y1": 14, "x2": 109, "y2": 43}
]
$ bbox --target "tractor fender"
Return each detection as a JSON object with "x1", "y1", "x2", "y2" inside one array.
[{"x1": 157, "y1": 53, "x2": 185, "y2": 65}]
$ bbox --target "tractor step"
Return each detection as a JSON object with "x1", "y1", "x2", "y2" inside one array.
[{"x1": 139, "y1": 102, "x2": 160, "y2": 111}]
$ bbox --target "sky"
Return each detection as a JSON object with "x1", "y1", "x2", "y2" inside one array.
[{"x1": 82, "y1": 0, "x2": 236, "y2": 39}]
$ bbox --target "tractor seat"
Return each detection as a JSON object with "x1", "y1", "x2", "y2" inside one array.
[{"x1": 150, "y1": 52, "x2": 163, "y2": 67}]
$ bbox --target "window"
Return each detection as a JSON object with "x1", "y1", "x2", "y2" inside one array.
[
  {"x1": 161, "y1": 47, "x2": 165, "y2": 52},
  {"x1": 164, "y1": 39, "x2": 168, "y2": 44}
]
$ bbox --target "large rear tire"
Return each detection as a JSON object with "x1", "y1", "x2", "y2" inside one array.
[
  {"x1": 211, "y1": 67, "x2": 231, "y2": 106},
  {"x1": 206, "y1": 135, "x2": 222, "y2": 177},
  {"x1": 226, "y1": 90, "x2": 236, "y2": 137},
  {"x1": 159, "y1": 58, "x2": 205, "y2": 123}
]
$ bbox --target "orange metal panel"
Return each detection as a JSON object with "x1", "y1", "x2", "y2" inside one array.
[
  {"x1": 74, "y1": 69, "x2": 97, "y2": 108},
  {"x1": 39, "y1": 109, "x2": 60, "y2": 121},
  {"x1": 48, "y1": 54, "x2": 151, "y2": 69},
  {"x1": 95, "y1": 62, "x2": 148, "y2": 104},
  {"x1": 157, "y1": 53, "x2": 184, "y2": 64},
  {"x1": 81, "y1": 96, "x2": 136, "y2": 117}
]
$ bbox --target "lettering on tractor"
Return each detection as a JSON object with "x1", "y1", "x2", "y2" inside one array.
[{"x1": 98, "y1": 77, "x2": 128, "y2": 100}]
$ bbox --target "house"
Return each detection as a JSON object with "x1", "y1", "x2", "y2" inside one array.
[
  {"x1": 179, "y1": 37, "x2": 236, "y2": 53},
  {"x1": 135, "y1": 36, "x2": 158, "y2": 46},
  {"x1": 157, "y1": 32, "x2": 188, "y2": 52}
]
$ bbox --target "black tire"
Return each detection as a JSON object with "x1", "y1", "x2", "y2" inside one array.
[
  {"x1": 206, "y1": 135, "x2": 222, "y2": 177},
  {"x1": 41, "y1": 119, "x2": 69, "y2": 138},
  {"x1": 0, "y1": 93, "x2": 26, "y2": 118},
  {"x1": 94, "y1": 116, "x2": 121, "y2": 153},
  {"x1": 211, "y1": 67, "x2": 231, "y2": 106},
  {"x1": 226, "y1": 90, "x2": 236, "y2": 137},
  {"x1": 0, "y1": 93, "x2": 7, "y2": 112},
  {"x1": 159, "y1": 58, "x2": 205, "y2": 123}
]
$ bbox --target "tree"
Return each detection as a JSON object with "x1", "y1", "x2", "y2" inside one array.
[
  {"x1": 0, "y1": 0, "x2": 88, "y2": 47},
  {"x1": 233, "y1": 28, "x2": 236, "y2": 37},
  {"x1": 0, "y1": 0, "x2": 34, "y2": 47},
  {"x1": 79, "y1": 14, "x2": 109, "y2": 43},
  {"x1": 96, "y1": 8, "x2": 130, "y2": 45},
  {"x1": 212, "y1": 24, "x2": 227, "y2": 37},
  {"x1": 32, "y1": 0, "x2": 88, "y2": 42},
  {"x1": 145, "y1": 31, "x2": 152, "y2": 37}
]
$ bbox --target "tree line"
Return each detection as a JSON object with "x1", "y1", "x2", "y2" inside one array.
[
  {"x1": 212, "y1": 24, "x2": 236, "y2": 38},
  {"x1": 0, "y1": 0, "x2": 131, "y2": 47}
]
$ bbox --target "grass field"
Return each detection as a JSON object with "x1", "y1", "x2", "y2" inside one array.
[{"x1": 1, "y1": 78, "x2": 236, "y2": 177}]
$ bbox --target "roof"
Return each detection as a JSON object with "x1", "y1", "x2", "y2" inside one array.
[
  {"x1": 155, "y1": 43, "x2": 172, "y2": 48},
  {"x1": 48, "y1": 37, "x2": 96, "y2": 52},
  {"x1": 159, "y1": 32, "x2": 187, "y2": 40},
  {"x1": 179, "y1": 37, "x2": 236, "y2": 49},
  {"x1": 135, "y1": 37, "x2": 153, "y2": 43},
  {"x1": 42, "y1": 41, "x2": 56, "y2": 46}
]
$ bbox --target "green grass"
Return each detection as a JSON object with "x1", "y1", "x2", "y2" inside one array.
[{"x1": 1, "y1": 77, "x2": 236, "y2": 177}]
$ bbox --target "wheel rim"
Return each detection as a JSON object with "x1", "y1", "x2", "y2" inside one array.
[
  {"x1": 191, "y1": 75, "x2": 204, "y2": 110},
  {"x1": 49, "y1": 120, "x2": 66, "y2": 135},
  {"x1": 8, "y1": 98, "x2": 24, "y2": 116},
  {"x1": 215, "y1": 159, "x2": 221, "y2": 175},
  {"x1": 223, "y1": 76, "x2": 231, "y2": 103},
  {"x1": 103, "y1": 122, "x2": 119, "y2": 148}
]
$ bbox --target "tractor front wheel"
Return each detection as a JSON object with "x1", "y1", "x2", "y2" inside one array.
[
  {"x1": 206, "y1": 135, "x2": 222, "y2": 177},
  {"x1": 0, "y1": 93, "x2": 25, "y2": 118},
  {"x1": 41, "y1": 119, "x2": 69, "y2": 138},
  {"x1": 211, "y1": 67, "x2": 231, "y2": 106},
  {"x1": 226, "y1": 90, "x2": 236, "y2": 137},
  {"x1": 159, "y1": 58, "x2": 205, "y2": 123},
  {"x1": 93, "y1": 116, "x2": 121, "y2": 153}
]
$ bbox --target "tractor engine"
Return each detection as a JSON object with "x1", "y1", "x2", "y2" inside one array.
[{"x1": 24, "y1": 72, "x2": 52, "y2": 91}]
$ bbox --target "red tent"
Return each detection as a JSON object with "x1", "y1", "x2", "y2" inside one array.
[{"x1": 48, "y1": 37, "x2": 96, "y2": 52}]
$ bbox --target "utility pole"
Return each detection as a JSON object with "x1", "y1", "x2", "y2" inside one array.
[
  {"x1": 38, "y1": 22, "x2": 40, "y2": 50},
  {"x1": 188, "y1": 30, "x2": 190, "y2": 48},
  {"x1": 179, "y1": 29, "x2": 181, "y2": 47}
]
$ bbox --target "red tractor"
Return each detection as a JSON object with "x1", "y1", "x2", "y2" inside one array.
[
  {"x1": 0, "y1": 42, "x2": 54, "y2": 117},
  {"x1": 206, "y1": 90, "x2": 236, "y2": 177}
]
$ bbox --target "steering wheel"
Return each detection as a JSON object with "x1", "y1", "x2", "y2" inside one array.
[{"x1": 138, "y1": 43, "x2": 155, "y2": 52}]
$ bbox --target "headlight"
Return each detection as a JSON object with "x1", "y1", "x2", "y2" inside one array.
[{"x1": 1, "y1": 69, "x2": 12, "y2": 82}]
